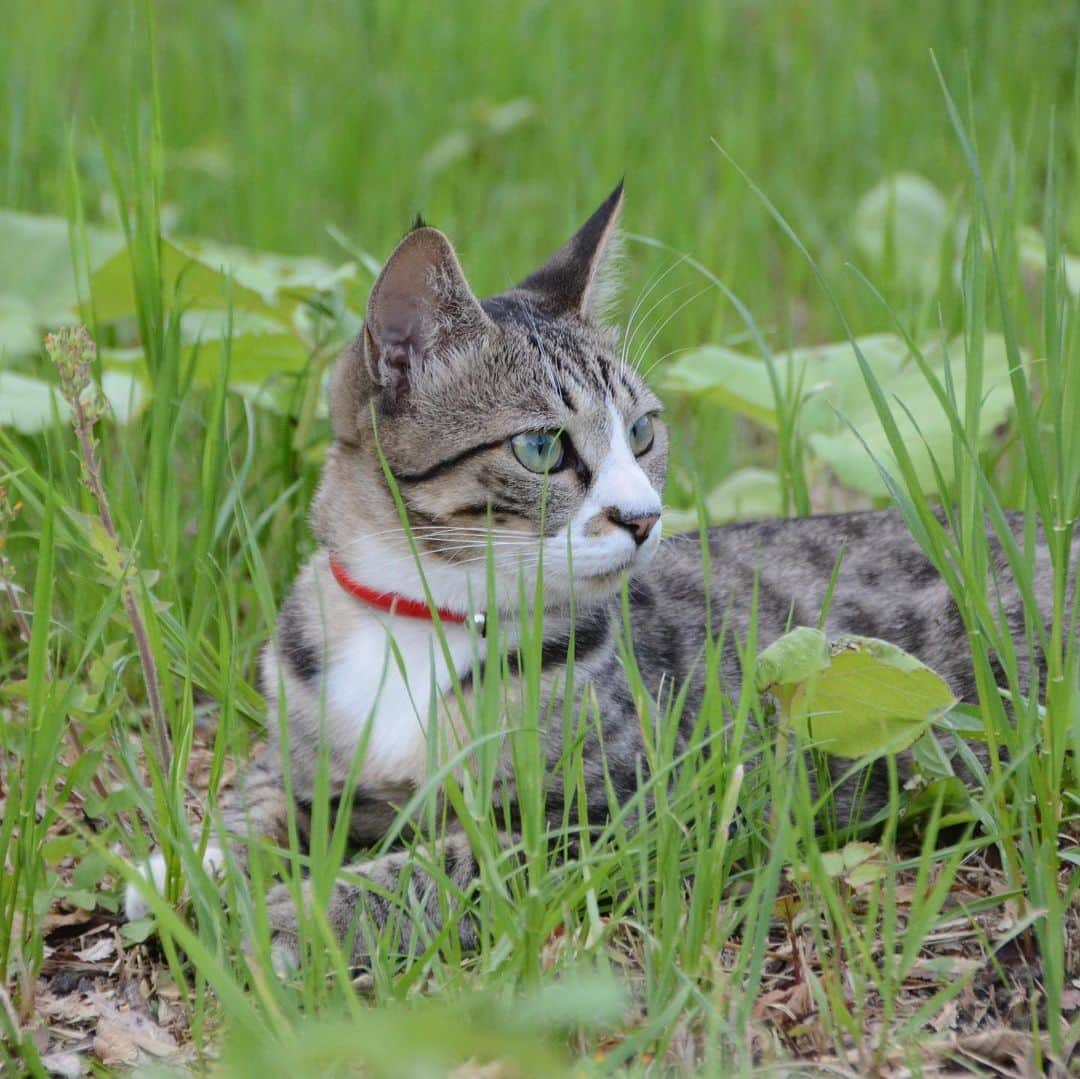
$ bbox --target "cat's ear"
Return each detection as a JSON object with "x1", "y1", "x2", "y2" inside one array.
[
  {"x1": 362, "y1": 226, "x2": 489, "y2": 396},
  {"x1": 516, "y1": 181, "x2": 624, "y2": 322}
]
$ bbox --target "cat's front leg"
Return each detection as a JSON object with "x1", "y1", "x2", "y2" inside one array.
[
  {"x1": 264, "y1": 829, "x2": 509, "y2": 972},
  {"x1": 124, "y1": 746, "x2": 290, "y2": 921}
]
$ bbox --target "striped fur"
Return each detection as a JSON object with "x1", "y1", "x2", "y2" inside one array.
[{"x1": 126, "y1": 187, "x2": 1072, "y2": 971}]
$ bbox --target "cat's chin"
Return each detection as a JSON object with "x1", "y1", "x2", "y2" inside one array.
[
  {"x1": 582, "y1": 562, "x2": 634, "y2": 589},
  {"x1": 567, "y1": 551, "x2": 654, "y2": 602}
]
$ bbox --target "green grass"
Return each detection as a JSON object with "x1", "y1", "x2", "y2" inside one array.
[{"x1": 1, "y1": 2, "x2": 1079, "y2": 1074}]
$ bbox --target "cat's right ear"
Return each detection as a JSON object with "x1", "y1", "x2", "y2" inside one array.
[
  {"x1": 361, "y1": 227, "x2": 489, "y2": 398},
  {"x1": 515, "y1": 181, "x2": 625, "y2": 323}
]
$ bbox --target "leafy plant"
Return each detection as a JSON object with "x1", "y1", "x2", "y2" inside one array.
[
  {"x1": 662, "y1": 330, "x2": 1025, "y2": 501},
  {"x1": 756, "y1": 626, "x2": 958, "y2": 758},
  {"x1": 0, "y1": 209, "x2": 367, "y2": 430}
]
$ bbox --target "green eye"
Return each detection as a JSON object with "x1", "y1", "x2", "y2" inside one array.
[
  {"x1": 628, "y1": 414, "x2": 655, "y2": 456},
  {"x1": 511, "y1": 431, "x2": 565, "y2": 473}
]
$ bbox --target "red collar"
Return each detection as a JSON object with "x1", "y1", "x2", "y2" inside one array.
[{"x1": 329, "y1": 556, "x2": 481, "y2": 629}]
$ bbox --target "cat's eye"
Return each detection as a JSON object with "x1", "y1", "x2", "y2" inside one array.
[
  {"x1": 511, "y1": 431, "x2": 565, "y2": 473},
  {"x1": 628, "y1": 414, "x2": 655, "y2": 456}
]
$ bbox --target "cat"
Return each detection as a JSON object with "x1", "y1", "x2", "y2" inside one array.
[{"x1": 125, "y1": 183, "x2": 1070, "y2": 970}]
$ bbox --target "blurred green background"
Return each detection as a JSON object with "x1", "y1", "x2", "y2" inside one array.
[
  {"x1": 2, "y1": 0, "x2": 1079, "y2": 509},
  {"x1": 4, "y1": 0, "x2": 1077, "y2": 343}
]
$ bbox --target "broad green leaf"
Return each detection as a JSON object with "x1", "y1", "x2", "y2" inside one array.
[
  {"x1": 897, "y1": 777, "x2": 975, "y2": 831},
  {"x1": 173, "y1": 238, "x2": 357, "y2": 305},
  {"x1": 0, "y1": 210, "x2": 125, "y2": 325},
  {"x1": 0, "y1": 370, "x2": 147, "y2": 432},
  {"x1": 670, "y1": 331, "x2": 1020, "y2": 497},
  {"x1": 788, "y1": 635, "x2": 957, "y2": 758},
  {"x1": 660, "y1": 345, "x2": 779, "y2": 427},
  {"x1": 0, "y1": 371, "x2": 66, "y2": 432},
  {"x1": 60, "y1": 888, "x2": 99, "y2": 912},
  {"x1": 755, "y1": 627, "x2": 830, "y2": 692},
  {"x1": 807, "y1": 334, "x2": 1017, "y2": 496},
  {"x1": 102, "y1": 331, "x2": 311, "y2": 389},
  {"x1": 933, "y1": 704, "x2": 988, "y2": 741},
  {"x1": 121, "y1": 916, "x2": 157, "y2": 943},
  {"x1": 852, "y1": 172, "x2": 949, "y2": 292},
  {"x1": 660, "y1": 334, "x2": 909, "y2": 435},
  {"x1": 0, "y1": 294, "x2": 39, "y2": 356},
  {"x1": 846, "y1": 857, "x2": 889, "y2": 888},
  {"x1": 0, "y1": 210, "x2": 359, "y2": 376},
  {"x1": 793, "y1": 335, "x2": 910, "y2": 434},
  {"x1": 88, "y1": 237, "x2": 280, "y2": 324},
  {"x1": 910, "y1": 728, "x2": 958, "y2": 780},
  {"x1": 791, "y1": 840, "x2": 887, "y2": 887},
  {"x1": 663, "y1": 467, "x2": 782, "y2": 532},
  {"x1": 819, "y1": 841, "x2": 886, "y2": 886}
]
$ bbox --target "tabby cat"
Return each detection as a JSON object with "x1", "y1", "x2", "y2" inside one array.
[{"x1": 126, "y1": 184, "x2": 1066, "y2": 968}]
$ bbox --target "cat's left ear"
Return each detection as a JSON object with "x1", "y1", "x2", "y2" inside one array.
[
  {"x1": 516, "y1": 181, "x2": 624, "y2": 322},
  {"x1": 362, "y1": 226, "x2": 490, "y2": 397}
]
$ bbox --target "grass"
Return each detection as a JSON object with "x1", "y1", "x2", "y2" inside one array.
[{"x1": 1, "y1": 1, "x2": 1079, "y2": 1074}]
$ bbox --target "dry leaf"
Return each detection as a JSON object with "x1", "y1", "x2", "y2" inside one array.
[
  {"x1": 74, "y1": 937, "x2": 115, "y2": 964},
  {"x1": 92, "y1": 1016, "x2": 140, "y2": 1069},
  {"x1": 40, "y1": 909, "x2": 94, "y2": 935},
  {"x1": 753, "y1": 980, "x2": 815, "y2": 1026},
  {"x1": 929, "y1": 998, "x2": 958, "y2": 1033},
  {"x1": 40, "y1": 1051, "x2": 84, "y2": 1078},
  {"x1": 89, "y1": 995, "x2": 182, "y2": 1069}
]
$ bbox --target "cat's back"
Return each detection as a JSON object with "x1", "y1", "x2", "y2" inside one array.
[
  {"x1": 650, "y1": 509, "x2": 941, "y2": 620},
  {"x1": 630, "y1": 508, "x2": 1052, "y2": 704}
]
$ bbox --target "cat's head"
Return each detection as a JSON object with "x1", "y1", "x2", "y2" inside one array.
[{"x1": 315, "y1": 183, "x2": 668, "y2": 615}]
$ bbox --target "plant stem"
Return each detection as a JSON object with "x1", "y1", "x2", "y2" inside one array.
[
  {"x1": 46, "y1": 327, "x2": 172, "y2": 774},
  {"x1": 71, "y1": 390, "x2": 171, "y2": 773}
]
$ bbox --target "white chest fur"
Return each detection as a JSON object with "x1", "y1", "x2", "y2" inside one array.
[{"x1": 323, "y1": 610, "x2": 480, "y2": 784}]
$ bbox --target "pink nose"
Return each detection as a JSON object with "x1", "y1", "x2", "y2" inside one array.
[{"x1": 606, "y1": 509, "x2": 660, "y2": 546}]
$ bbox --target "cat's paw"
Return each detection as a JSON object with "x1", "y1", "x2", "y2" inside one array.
[
  {"x1": 123, "y1": 845, "x2": 225, "y2": 921},
  {"x1": 264, "y1": 880, "x2": 308, "y2": 976},
  {"x1": 264, "y1": 878, "x2": 374, "y2": 973}
]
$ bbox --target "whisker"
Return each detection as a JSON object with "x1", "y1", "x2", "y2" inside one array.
[
  {"x1": 631, "y1": 283, "x2": 714, "y2": 373},
  {"x1": 367, "y1": 541, "x2": 539, "y2": 564},
  {"x1": 335, "y1": 527, "x2": 536, "y2": 553},
  {"x1": 622, "y1": 282, "x2": 695, "y2": 374},
  {"x1": 641, "y1": 343, "x2": 701, "y2": 381},
  {"x1": 342, "y1": 524, "x2": 531, "y2": 539},
  {"x1": 333, "y1": 541, "x2": 543, "y2": 577},
  {"x1": 621, "y1": 255, "x2": 688, "y2": 368}
]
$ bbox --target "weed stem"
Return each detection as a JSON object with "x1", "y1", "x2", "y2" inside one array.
[{"x1": 45, "y1": 326, "x2": 172, "y2": 774}]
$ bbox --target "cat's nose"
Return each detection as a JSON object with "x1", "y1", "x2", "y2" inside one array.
[{"x1": 607, "y1": 509, "x2": 660, "y2": 546}]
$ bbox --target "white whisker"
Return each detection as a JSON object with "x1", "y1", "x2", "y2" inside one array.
[
  {"x1": 641, "y1": 344, "x2": 701, "y2": 381},
  {"x1": 621, "y1": 255, "x2": 688, "y2": 369},
  {"x1": 335, "y1": 527, "x2": 536, "y2": 553},
  {"x1": 623, "y1": 282, "x2": 695, "y2": 374},
  {"x1": 631, "y1": 283, "x2": 714, "y2": 373}
]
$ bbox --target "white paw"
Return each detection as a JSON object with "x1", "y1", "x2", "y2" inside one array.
[
  {"x1": 123, "y1": 845, "x2": 225, "y2": 921},
  {"x1": 270, "y1": 936, "x2": 301, "y2": 979}
]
